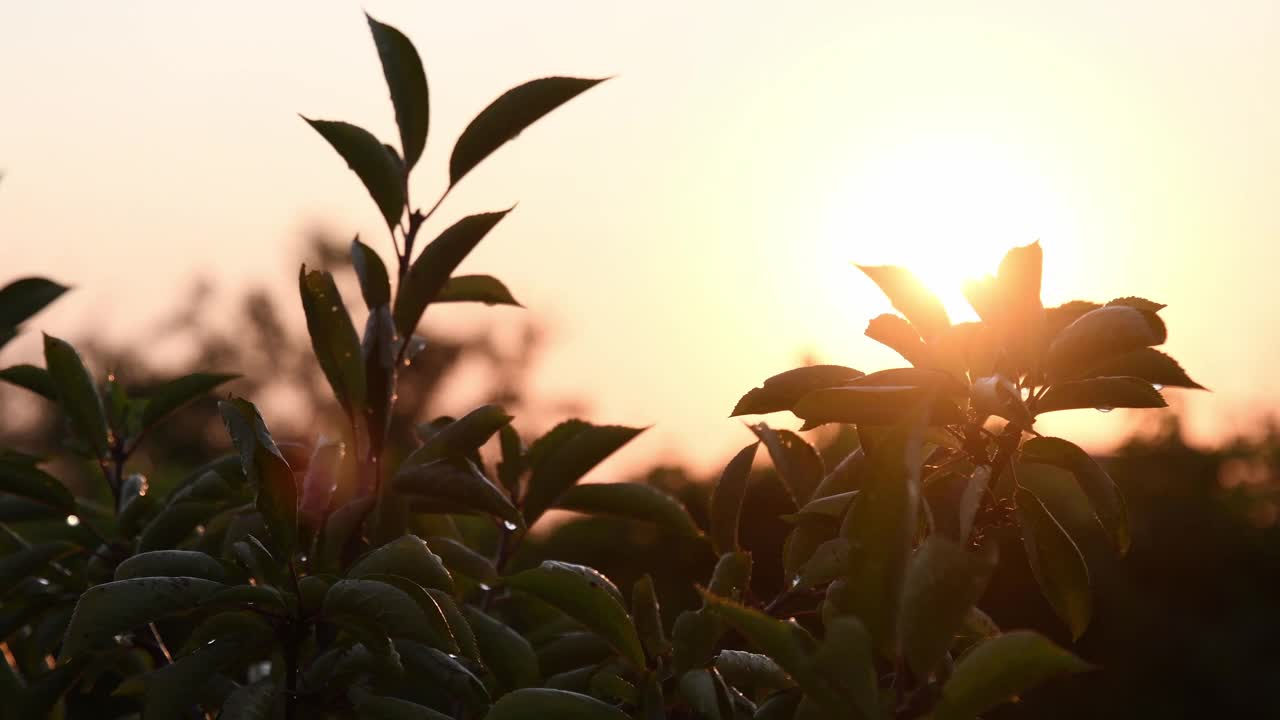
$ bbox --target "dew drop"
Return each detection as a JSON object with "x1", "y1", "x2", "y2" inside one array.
[
  {"x1": 1153, "y1": 384, "x2": 1165, "y2": 392},
  {"x1": 35, "y1": 578, "x2": 50, "y2": 587},
  {"x1": 1095, "y1": 407, "x2": 1114, "y2": 414},
  {"x1": 402, "y1": 358, "x2": 411, "y2": 367},
  {"x1": 502, "y1": 520, "x2": 519, "y2": 531},
  {"x1": 789, "y1": 576, "x2": 801, "y2": 589},
  {"x1": 107, "y1": 373, "x2": 117, "y2": 383},
  {"x1": 478, "y1": 583, "x2": 492, "y2": 592},
  {"x1": 195, "y1": 524, "x2": 207, "y2": 536},
  {"x1": 65, "y1": 515, "x2": 80, "y2": 527},
  {"x1": 329, "y1": 305, "x2": 339, "y2": 312}
]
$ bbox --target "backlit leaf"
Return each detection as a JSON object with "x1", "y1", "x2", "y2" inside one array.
[
  {"x1": 435, "y1": 274, "x2": 523, "y2": 307},
  {"x1": 140, "y1": 372, "x2": 238, "y2": 430},
  {"x1": 0, "y1": 277, "x2": 68, "y2": 328},
  {"x1": 857, "y1": 265, "x2": 951, "y2": 341},
  {"x1": 732, "y1": 365, "x2": 864, "y2": 417},
  {"x1": 43, "y1": 334, "x2": 109, "y2": 457},
  {"x1": 709, "y1": 442, "x2": 758, "y2": 556},
  {"x1": 934, "y1": 631, "x2": 1091, "y2": 720},
  {"x1": 60, "y1": 577, "x2": 225, "y2": 659},
  {"x1": 1036, "y1": 377, "x2": 1165, "y2": 414},
  {"x1": 554, "y1": 482, "x2": 701, "y2": 537},
  {"x1": 351, "y1": 237, "x2": 392, "y2": 309},
  {"x1": 367, "y1": 13, "x2": 429, "y2": 168},
  {"x1": 523, "y1": 421, "x2": 645, "y2": 525},
  {"x1": 304, "y1": 118, "x2": 406, "y2": 228},
  {"x1": 505, "y1": 561, "x2": 645, "y2": 668},
  {"x1": 300, "y1": 267, "x2": 366, "y2": 418},
  {"x1": 219, "y1": 398, "x2": 298, "y2": 558},
  {"x1": 1016, "y1": 486, "x2": 1092, "y2": 639}
]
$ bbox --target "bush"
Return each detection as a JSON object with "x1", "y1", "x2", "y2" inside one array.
[{"x1": 0, "y1": 15, "x2": 1201, "y2": 720}]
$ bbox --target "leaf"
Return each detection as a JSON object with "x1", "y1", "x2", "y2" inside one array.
[
  {"x1": 793, "y1": 537, "x2": 848, "y2": 592},
  {"x1": 0, "y1": 277, "x2": 68, "y2": 328},
  {"x1": 232, "y1": 535, "x2": 286, "y2": 589},
  {"x1": 486, "y1": 688, "x2": 631, "y2": 720},
  {"x1": 1077, "y1": 347, "x2": 1203, "y2": 389},
  {"x1": 537, "y1": 632, "x2": 615, "y2": 677},
  {"x1": 804, "y1": 616, "x2": 878, "y2": 720},
  {"x1": 0, "y1": 542, "x2": 76, "y2": 596},
  {"x1": 1020, "y1": 437, "x2": 1130, "y2": 554},
  {"x1": 678, "y1": 667, "x2": 727, "y2": 720},
  {"x1": 899, "y1": 537, "x2": 997, "y2": 678},
  {"x1": 865, "y1": 313, "x2": 930, "y2": 367},
  {"x1": 426, "y1": 535, "x2": 499, "y2": 586},
  {"x1": 709, "y1": 442, "x2": 758, "y2": 556},
  {"x1": 715, "y1": 650, "x2": 793, "y2": 691},
  {"x1": 140, "y1": 637, "x2": 251, "y2": 718},
  {"x1": 699, "y1": 591, "x2": 817, "y2": 682},
  {"x1": 750, "y1": 425, "x2": 823, "y2": 506},
  {"x1": 318, "y1": 496, "x2": 374, "y2": 572},
  {"x1": 60, "y1": 577, "x2": 225, "y2": 659},
  {"x1": 324, "y1": 578, "x2": 439, "y2": 645},
  {"x1": 631, "y1": 574, "x2": 670, "y2": 659},
  {"x1": 1107, "y1": 296, "x2": 1165, "y2": 312},
  {"x1": 219, "y1": 398, "x2": 298, "y2": 558},
  {"x1": 299, "y1": 437, "x2": 345, "y2": 531},
  {"x1": 114, "y1": 550, "x2": 227, "y2": 583},
  {"x1": 1016, "y1": 486, "x2": 1092, "y2": 639},
  {"x1": 1036, "y1": 377, "x2": 1166, "y2": 414},
  {"x1": 523, "y1": 422, "x2": 645, "y2": 525},
  {"x1": 498, "y1": 424, "x2": 525, "y2": 498},
  {"x1": 363, "y1": 304, "x2": 398, "y2": 459},
  {"x1": 553, "y1": 482, "x2": 701, "y2": 537},
  {"x1": 393, "y1": 210, "x2": 512, "y2": 338},
  {"x1": 450, "y1": 77, "x2": 607, "y2": 185},
  {"x1": 394, "y1": 458, "x2": 522, "y2": 528},
  {"x1": 349, "y1": 686, "x2": 454, "y2": 720},
  {"x1": 0, "y1": 458, "x2": 75, "y2": 511},
  {"x1": 0, "y1": 364, "x2": 56, "y2": 400},
  {"x1": 392, "y1": 639, "x2": 491, "y2": 712},
  {"x1": 934, "y1": 631, "x2": 1092, "y2": 720},
  {"x1": 300, "y1": 267, "x2": 367, "y2": 418},
  {"x1": 221, "y1": 679, "x2": 278, "y2": 719},
  {"x1": 731, "y1": 365, "x2": 864, "y2": 417},
  {"x1": 354, "y1": 573, "x2": 460, "y2": 654},
  {"x1": 434, "y1": 274, "x2": 523, "y2": 306},
  {"x1": 1043, "y1": 300, "x2": 1101, "y2": 342},
  {"x1": 304, "y1": 118, "x2": 406, "y2": 228},
  {"x1": 140, "y1": 372, "x2": 238, "y2": 430},
  {"x1": 43, "y1": 334, "x2": 110, "y2": 457},
  {"x1": 857, "y1": 265, "x2": 951, "y2": 341},
  {"x1": 838, "y1": 415, "x2": 925, "y2": 656},
  {"x1": 463, "y1": 605, "x2": 539, "y2": 692},
  {"x1": 1045, "y1": 305, "x2": 1167, "y2": 380},
  {"x1": 351, "y1": 237, "x2": 392, "y2": 309},
  {"x1": 367, "y1": 13, "x2": 429, "y2": 169},
  {"x1": 349, "y1": 534, "x2": 454, "y2": 594},
  {"x1": 403, "y1": 404, "x2": 513, "y2": 467},
  {"x1": 505, "y1": 561, "x2": 645, "y2": 668},
  {"x1": 426, "y1": 588, "x2": 481, "y2": 662},
  {"x1": 793, "y1": 382, "x2": 963, "y2": 428}
]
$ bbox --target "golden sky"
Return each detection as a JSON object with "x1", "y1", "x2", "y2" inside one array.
[{"x1": 2, "y1": 1, "x2": 1277, "y2": 474}]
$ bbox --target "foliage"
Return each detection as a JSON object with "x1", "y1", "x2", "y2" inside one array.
[{"x1": 0, "y1": 14, "x2": 1202, "y2": 720}]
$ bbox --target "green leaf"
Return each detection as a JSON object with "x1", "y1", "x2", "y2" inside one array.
[
  {"x1": 487, "y1": 688, "x2": 630, "y2": 720},
  {"x1": 753, "y1": 689, "x2": 802, "y2": 720},
  {"x1": 505, "y1": 561, "x2": 645, "y2": 668},
  {"x1": 318, "y1": 496, "x2": 374, "y2": 572},
  {"x1": 838, "y1": 415, "x2": 925, "y2": 656},
  {"x1": 0, "y1": 277, "x2": 68, "y2": 328},
  {"x1": 803, "y1": 616, "x2": 878, "y2": 720},
  {"x1": 60, "y1": 577, "x2": 225, "y2": 659},
  {"x1": 300, "y1": 267, "x2": 367, "y2": 418},
  {"x1": 1077, "y1": 347, "x2": 1203, "y2": 389},
  {"x1": 349, "y1": 686, "x2": 454, "y2": 720},
  {"x1": 43, "y1": 333, "x2": 110, "y2": 457},
  {"x1": 221, "y1": 679, "x2": 278, "y2": 719},
  {"x1": 393, "y1": 210, "x2": 512, "y2": 338},
  {"x1": 1045, "y1": 305, "x2": 1167, "y2": 380},
  {"x1": 140, "y1": 637, "x2": 251, "y2": 718},
  {"x1": 731, "y1": 365, "x2": 864, "y2": 417},
  {"x1": 434, "y1": 274, "x2": 523, "y2": 306},
  {"x1": 351, "y1": 238, "x2": 392, "y2": 309},
  {"x1": 934, "y1": 631, "x2": 1092, "y2": 720},
  {"x1": 426, "y1": 587, "x2": 481, "y2": 661},
  {"x1": 536, "y1": 631, "x2": 614, "y2": 677},
  {"x1": 140, "y1": 372, "x2": 238, "y2": 430},
  {"x1": 699, "y1": 591, "x2": 817, "y2": 682},
  {"x1": 498, "y1": 424, "x2": 525, "y2": 498},
  {"x1": 463, "y1": 605, "x2": 539, "y2": 692},
  {"x1": 523, "y1": 421, "x2": 645, "y2": 525},
  {"x1": 554, "y1": 482, "x2": 701, "y2": 537},
  {"x1": 404, "y1": 404, "x2": 513, "y2": 467},
  {"x1": 393, "y1": 639, "x2": 491, "y2": 713},
  {"x1": 1020, "y1": 437, "x2": 1130, "y2": 554},
  {"x1": 324, "y1": 578, "x2": 440, "y2": 645},
  {"x1": 354, "y1": 573, "x2": 460, "y2": 654},
  {"x1": 899, "y1": 537, "x2": 997, "y2": 677},
  {"x1": 1016, "y1": 486, "x2": 1092, "y2": 639},
  {"x1": 219, "y1": 398, "x2": 298, "y2": 558},
  {"x1": 299, "y1": 437, "x2": 345, "y2": 531},
  {"x1": 232, "y1": 534, "x2": 286, "y2": 588},
  {"x1": 363, "y1": 304, "x2": 397, "y2": 458},
  {"x1": 114, "y1": 550, "x2": 227, "y2": 583},
  {"x1": 678, "y1": 667, "x2": 728, "y2": 720},
  {"x1": 857, "y1": 265, "x2": 951, "y2": 341},
  {"x1": 304, "y1": 118, "x2": 406, "y2": 228},
  {"x1": 709, "y1": 442, "x2": 758, "y2": 556},
  {"x1": 202, "y1": 583, "x2": 289, "y2": 614},
  {"x1": 632, "y1": 574, "x2": 670, "y2": 660},
  {"x1": 0, "y1": 364, "x2": 56, "y2": 400},
  {"x1": 450, "y1": 77, "x2": 606, "y2": 185},
  {"x1": 715, "y1": 650, "x2": 793, "y2": 691},
  {"x1": 426, "y1": 535, "x2": 499, "y2": 586},
  {"x1": 0, "y1": 542, "x2": 76, "y2": 595},
  {"x1": 793, "y1": 537, "x2": 848, "y2": 592},
  {"x1": 394, "y1": 458, "x2": 522, "y2": 528},
  {"x1": 750, "y1": 424, "x2": 823, "y2": 506},
  {"x1": 367, "y1": 13, "x2": 429, "y2": 169},
  {"x1": 349, "y1": 534, "x2": 454, "y2": 594},
  {"x1": 0, "y1": 459, "x2": 75, "y2": 511},
  {"x1": 1036, "y1": 376, "x2": 1165, "y2": 414}
]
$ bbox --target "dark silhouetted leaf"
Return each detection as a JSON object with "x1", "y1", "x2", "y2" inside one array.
[
  {"x1": 43, "y1": 334, "x2": 109, "y2": 457},
  {"x1": 1019, "y1": 438, "x2": 1129, "y2": 554},
  {"x1": 0, "y1": 542, "x2": 76, "y2": 596},
  {"x1": 351, "y1": 237, "x2": 392, "y2": 309},
  {"x1": 934, "y1": 631, "x2": 1091, "y2": 720},
  {"x1": 0, "y1": 459, "x2": 75, "y2": 511},
  {"x1": 731, "y1": 365, "x2": 864, "y2": 417},
  {"x1": 505, "y1": 561, "x2": 645, "y2": 668},
  {"x1": 1078, "y1": 347, "x2": 1203, "y2": 389},
  {"x1": 349, "y1": 534, "x2": 454, "y2": 594},
  {"x1": 0, "y1": 364, "x2": 55, "y2": 401},
  {"x1": 404, "y1": 404, "x2": 513, "y2": 467},
  {"x1": 394, "y1": 458, "x2": 522, "y2": 528},
  {"x1": 221, "y1": 678, "x2": 278, "y2": 719},
  {"x1": 1044, "y1": 301, "x2": 1101, "y2": 343},
  {"x1": 300, "y1": 267, "x2": 366, "y2": 418},
  {"x1": 486, "y1": 687, "x2": 630, "y2": 720},
  {"x1": 0, "y1": 277, "x2": 68, "y2": 328},
  {"x1": 464, "y1": 605, "x2": 539, "y2": 692},
  {"x1": 141, "y1": 372, "x2": 238, "y2": 430},
  {"x1": 715, "y1": 650, "x2": 793, "y2": 691},
  {"x1": 434, "y1": 274, "x2": 523, "y2": 306},
  {"x1": 709, "y1": 442, "x2": 758, "y2": 556},
  {"x1": 857, "y1": 265, "x2": 951, "y2": 341},
  {"x1": 393, "y1": 210, "x2": 512, "y2": 337},
  {"x1": 349, "y1": 686, "x2": 454, "y2": 720},
  {"x1": 60, "y1": 577, "x2": 225, "y2": 659},
  {"x1": 523, "y1": 421, "x2": 645, "y2": 524},
  {"x1": 700, "y1": 591, "x2": 816, "y2": 683},
  {"x1": 1036, "y1": 377, "x2": 1165, "y2": 414},
  {"x1": 324, "y1": 578, "x2": 438, "y2": 646},
  {"x1": 751, "y1": 425, "x2": 823, "y2": 506},
  {"x1": 304, "y1": 118, "x2": 406, "y2": 228},
  {"x1": 865, "y1": 313, "x2": 930, "y2": 367},
  {"x1": 632, "y1": 574, "x2": 670, "y2": 660},
  {"x1": 450, "y1": 77, "x2": 606, "y2": 185},
  {"x1": 114, "y1": 550, "x2": 227, "y2": 583},
  {"x1": 1016, "y1": 486, "x2": 1092, "y2": 639},
  {"x1": 900, "y1": 537, "x2": 997, "y2": 677},
  {"x1": 803, "y1": 616, "x2": 878, "y2": 719},
  {"x1": 1045, "y1": 305, "x2": 1167, "y2": 379},
  {"x1": 426, "y1": 535, "x2": 498, "y2": 586},
  {"x1": 219, "y1": 398, "x2": 298, "y2": 558},
  {"x1": 554, "y1": 482, "x2": 700, "y2": 537},
  {"x1": 367, "y1": 13, "x2": 429, "y2": 168}
]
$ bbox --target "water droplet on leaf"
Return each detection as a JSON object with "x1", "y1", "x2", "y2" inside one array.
[
  {"x1": 65, "y1": 515, "x2": 80, "y2": 527},
  {"x1": 1095, "y1": 407, "x2": 1114, "y2": 413},
  {"x1": 502, "y1": 520, "x2": 519, "y2": 531}
]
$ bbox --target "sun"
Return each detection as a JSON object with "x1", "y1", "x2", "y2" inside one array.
[{"x1": 821, "y1": 133, "x2": 1078, "y2": 320}]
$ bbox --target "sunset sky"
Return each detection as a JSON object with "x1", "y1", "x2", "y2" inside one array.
[{"x1": 2, "y1": 1, "x2": 1277, "y2": 475}]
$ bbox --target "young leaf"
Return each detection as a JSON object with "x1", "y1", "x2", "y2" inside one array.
[
  {"x1": 631, "y1": 574, "x2": 670, "y2": 660},
  {"x1": 934, "y1": 631, "x2": 1092, "y2": 720},
  {"x1": 0, "y1": 364, "x2": 56, "y2": 401},
  {"x1": 1020, "y1": 439, "x2": 1130, "y2": 554},
  {"x1": 522, "y1": 421, "x2": 645, "y2": 525},
  {"x1": 403, "y1": 404, "x2": 513, "y2": 467},
  {"x1": 393, "y1": 458, "x2": 523, "y2": 529},
  {"x1": 300, "y1": 267, "x2": 367, "y2": 418},
  {"x1": 731, "y1": 365, "x2": 864, "y2": 417},
  {"x1": 43, "y1": 334, "x2": 110, "y2": 457},
  {"x1": 60, "y1": 577, "x2": 226, "y2": 659},
  {"x1": 113, "y1": 550, "x2": 227, "y2": 583},
  {"x1": 1045, "y1": 305, "x2": 1167, "y2": 380},
  {"x1": 709, "y1": 442, "x2": 758, "y2": 556},
  {"x1": 434, "y1": 274, "x2": 523, "y2": 306},
  {"x1": 0, "y1": 459, "x2": 75, "y2": 511},
  {"x1": 899, "y1": 537, "x2": 997, "y2": 678},
  {"x1": 348, "y1": 534, "x2": 454, "y2": 594},
  {"x1": 463, "y1": 605, "x2": 539, "y2": 692},
  {"x1": 715, "y1": 650, "x2": 794, "y2": 692},
  {"x1": 1016, "y1": 486, "x2": 1092, "y2": 639},
  {"x1": 865, "y1": 313, "x2": 930, "y2": 367},
  {"x1": 1077, "y1": 347, "x2": 1204, "y2": 389},
  {"x1": 351, "y1": 237, "x2": 392, "y2": 309},
  {"x1": 0, "y1": 277, "x2": 68, "y2": 328},
  {"x1": 857, "y1": 265, "x2": 951, "y2": 341},
  {"x1": 486, "y1": 688, "x2": 631, "y2": 720},
  {"x1": 504, "y1": 561, "x2": 646, "y2": 668},
  {"x1": 450, "y1": 77, "x2": 607, "y2": 185},
  {"x1": 299, "y1": 437, "x2": 345, "y2": 531},
  {"x1": 219, "y1": 398, "x2": 298, "y2": 559},
  {"x1": 804, "y1": 616, "x2": 879, "y2": 720},
  {"x1": 1035, "y1": 377, "x2": 1166, "y2": 414},
  {"x1": 303, "y1": 118, "x2": 406, "y2": 228},
  {"x1": 750, "y1": 424, "x2": 823, "y2": 506},
  {"x1": 393, "y1": 210, "x2": 512, "y2": 338},
  {"x1": 367, "y1": 13, "x2": 429, "y2": 169},
  {"x1": 699, "y1": 591, "x2": 817, "y2": 683},
  {"x1": 553, "y1": 482, "x2": 701, "y2": 537},
  {"x1": 140, "y1": 372, "x2": 238, "y2": 430}
]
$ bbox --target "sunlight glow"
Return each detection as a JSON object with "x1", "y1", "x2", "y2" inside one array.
[{"x1": 823, "y1": 133, "x2": 1079, "y2": 319}]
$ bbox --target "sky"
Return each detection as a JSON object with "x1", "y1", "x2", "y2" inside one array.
[{"x1": 2, "y1": 1, "x2": 1278, "y2": 476}]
